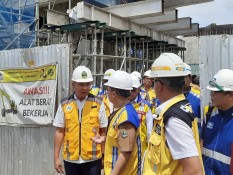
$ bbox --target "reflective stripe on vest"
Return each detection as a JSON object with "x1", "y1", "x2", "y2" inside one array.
[
  {"x1": 62, "y1": 97, "x2": 102, "y2": 161},
  {"x1": 133, "y1": 101, "x2": 150, "y2": 156},
  {"x1": 104, "y1": 105, "x2": 140, "y2": 175},
  {"x1": 202, "y1": 148, "x2": 231, "y2": 165},
  {"x1": 190, "y1": 88, "x2": 200, "y2": 98}
]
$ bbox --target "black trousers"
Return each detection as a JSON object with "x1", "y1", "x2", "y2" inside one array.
[{"x1": 64, "y1": 159, "x2": 102, "y2": 175}]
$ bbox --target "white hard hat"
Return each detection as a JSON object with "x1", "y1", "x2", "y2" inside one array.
[
  {"x1": 207, "y1": 69, "x2": 233, "y2": 91},
  {"x1": 143, "y1": 70, "x2": 152, "y2": 78},
  {"x1": 103, "y1": 69, "x2": 115, "y2": 80},
  {"x1": 131, "y1": 75, "x2": 141, "y2": 88},
  {"x1": 72, "y1": 66, "x2": 93, "y2": 83},
  {"x1": 104, "y1": 70, "x2": 133, "y2": 90},
  {"x1": 151, "y1": 53, "x2": 187, "y2": 77},
  {"x1": 184, "y1": 63, "x2": 192, "y2": 75},
  {"x1": 131, "y1": 71, "x2": 142, "y2": 80}
]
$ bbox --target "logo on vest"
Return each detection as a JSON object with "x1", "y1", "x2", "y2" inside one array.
[
  {"x1": 66, "y1": 105, "x2": 72, "y2": 111},
  {"x1": 155, "y1": 124, "x2": 161, "y2": 135},
  {"x1": 180, "y1": 104, "x2": 193, "y2": 113},
  {"x1": 139, "y1": 106, "x2": 144, "y2": 111},
  {"x1": 207, "y1": 122, "x2": 214, "y2": 129}
]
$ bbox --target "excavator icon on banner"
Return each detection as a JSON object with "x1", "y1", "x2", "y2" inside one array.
[{"x1": 0, "y1": 88, "x2": 18, "y2": 117}]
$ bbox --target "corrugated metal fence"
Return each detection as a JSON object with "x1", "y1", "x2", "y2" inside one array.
[
  {"x1": 0, "y1": 44, "x2": 71, "y2": 175},
  {"x1": 199, "y1": 35, "x2": 233, "y2": 111},
  {"x1": 189, "y1": 63, "x2": 199, "y2": 76}
]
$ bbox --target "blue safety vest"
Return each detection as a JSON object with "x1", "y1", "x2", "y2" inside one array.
[{"x1": 201, "y1": 107, "x2": 233, "y2": 175}]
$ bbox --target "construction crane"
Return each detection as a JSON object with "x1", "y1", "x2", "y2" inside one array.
[{"x1": 0, "y1": 88, "x2": 17, "y2": 117}]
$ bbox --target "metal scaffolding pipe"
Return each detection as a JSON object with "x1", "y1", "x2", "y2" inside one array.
[
  {"x1": 4, "y1": 19, "x2": 36, "y2": 50},
  {"x1": 36, "y1": 0, "x2": 40, "y2": 46},
  {"x1": 128, "y1": 35, "x2": 132, "y2": 72},
  {"x1": 115, "y1": 36, "x2": 118, "y2": 70},
  {"x1": 93, "y1": 26, "x2": 97, "y2": 85}
]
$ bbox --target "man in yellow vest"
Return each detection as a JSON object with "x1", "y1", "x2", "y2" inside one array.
[
  {"x1": 53, "y1": 66, "x2": 107, "y2": 175},
  {"x1": 100, "y1": 69, "x2": 115, "y2": 118},
  {"x1": 141, "y1": 70, "x2": 157, "y2": 114},
  {"x1": 132, "y1": 71, "x2": 150, "y2": 102},
  {"x1": 141, "y1": 70, "x2": 156, "y2": 103},
  {"x1": 104, "y1": 70, "x2": 141, "y2": 175},
  {"x1": 129, "y1": 75, "x2": 153, "y2": 156},
  {"x1": 142, "y1": 53, "x2": 204, "y2": 175}
]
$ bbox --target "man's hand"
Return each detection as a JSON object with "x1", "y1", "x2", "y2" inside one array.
[
  {"x1": 91, "y1": 129, "x2": 105, "y2": 144},
  {"x1": 54, "y1": 159, "x2": 64, "y2": 174}
]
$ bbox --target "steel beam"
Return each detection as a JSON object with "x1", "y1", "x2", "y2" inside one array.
[
  {"x1": 163, "y1": 23, "x2": 199, "y2": 36},
  {"x1": 150, "y1": 17, "x2": 191, "y2": 31},
  {"x1": 74, "y1": 1, "x2": 185, "y2": 47},
  {"x1": 164, "y1": 0, "x2": 214, "y2": 9},
  {"x1": 104, "y1": 0, "x2": 163, "y2": 19},
  {"x1": 132, "y1": 9, "x2": 177, "y2": 25},
  {"x1": 47, "y1": 9, "x2": 69, "y2": 26}
]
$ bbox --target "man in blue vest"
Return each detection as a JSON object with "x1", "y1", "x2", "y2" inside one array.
[
  {"x1": 201, "y1": 69, "x2": 233, "y2": 175},
  {"x1": 183, "y1": 63, "x2": 201, "y2": 129}
]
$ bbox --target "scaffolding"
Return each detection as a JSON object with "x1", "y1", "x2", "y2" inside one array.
[
  {"x1": 0, "y1": 0, "x2": 190, "y2": 87},
  {"x1": 0, "y1": 0, "x2": 35, "y2": 50},
  {"x1": 46, "y1": 19, "x2": 185, "y2": 87}
]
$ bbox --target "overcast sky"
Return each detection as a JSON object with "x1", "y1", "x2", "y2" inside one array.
[{"x1": 177, "y1": 0, "x2": 233, "y2": 27}]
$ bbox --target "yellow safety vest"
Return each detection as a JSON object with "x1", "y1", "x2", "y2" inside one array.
[
  {"x1": 143, "y1": 94, "x2": 204, "y2": 175},
  {"x1": 89, "y1": 86, "x2": 100, "y2": 96},
  {"x1": 104, "y1": 104, "x2": 141, "y2": 175},
  {"x1": 141, "y1": 87, "x2": 156, "y2": 103},
  {"x1": 190, "y1": 83, "x2": 200, "y2": 91},
  {"x1": 133, "y1": 100, "x2": 150, "y2": 156},
  {"x1": 203, "y1": 105, "x2": 217, "y2": 124},
  {"x1": 147, "y1": 88, "x2": 156, "y2": 103},
  {"x1": 141, "y1": 87, "x2": 156, "y2": 114},
  {"x1": 61, "y1": 94, "x2": 102, "y2": 161}
]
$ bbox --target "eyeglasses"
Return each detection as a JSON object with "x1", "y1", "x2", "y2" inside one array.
[{"x1": 209, "y1": 80, "x2": 224, "y2": 91}]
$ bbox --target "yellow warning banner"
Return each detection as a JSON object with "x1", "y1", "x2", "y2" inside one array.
[{"x1": 0, "y1": 64, "x2": 56, "y2": 83}]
